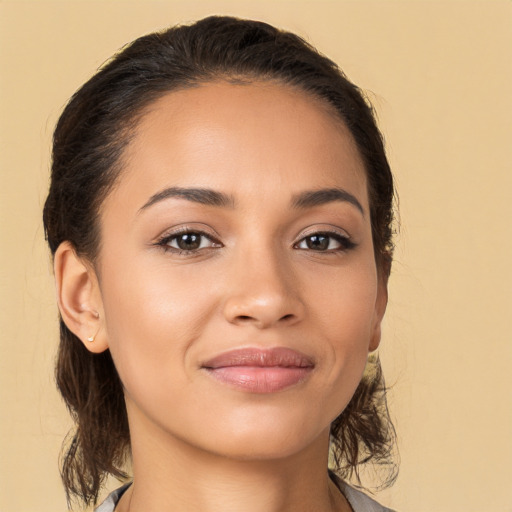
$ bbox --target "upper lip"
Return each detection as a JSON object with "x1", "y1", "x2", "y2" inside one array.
[{"x1": 201, "y1": 347, "x2": 315, "y2": 369}]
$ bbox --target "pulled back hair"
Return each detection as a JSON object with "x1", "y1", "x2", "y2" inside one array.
[{"x1": 43, "y1": 15, "x2": 397, "y2": 507}]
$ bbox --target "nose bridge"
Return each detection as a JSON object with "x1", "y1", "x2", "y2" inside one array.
[{"x1": 222, "y1": 238, "x2": 303, "y2": 328}]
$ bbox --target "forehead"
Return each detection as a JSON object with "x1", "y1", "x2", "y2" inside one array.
[{"x1": 112, "y1": 81, "x2": 368, "y2": 209}]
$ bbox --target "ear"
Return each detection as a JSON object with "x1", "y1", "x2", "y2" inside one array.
[
  {"x1": 369, "y1": 275, "x2": 388, "y2": 352},
  {"x1": 54, "y1": 241, "x2": 108, "y2": 353}
]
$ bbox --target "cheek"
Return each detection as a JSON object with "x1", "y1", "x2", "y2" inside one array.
[
  {"x1": 98, "y1": 255, "x2": 218, "y2": 397},
  {"x1": 306, "y1": 259, "x2": 378, "y2": 400},
  {"x1": 309, "y1": 258, "x2": 378, "y2": 343}
]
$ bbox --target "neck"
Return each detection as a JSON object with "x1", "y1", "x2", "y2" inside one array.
[{"x1": 117, "y1": 408, "x2": 350, "y2": 512}]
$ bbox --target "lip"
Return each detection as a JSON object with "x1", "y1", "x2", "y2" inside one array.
[{"x1": 201, "y1": 347, "x2": 315, "y2": 393}]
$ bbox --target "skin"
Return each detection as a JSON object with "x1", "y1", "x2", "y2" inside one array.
[{"x1": 55, "y1": 81, "x2": 387, "y2": 512}]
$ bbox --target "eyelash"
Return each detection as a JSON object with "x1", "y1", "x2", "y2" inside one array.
[
  {"x1": 155, "y1": 229, "x2": 356, "y2": 255},
  {"x1": 294, "y1": 231, "x2": 356, "y2": 252},
  {"x1": 155, "y1": 228, "x2": 222, "y2": 255}
]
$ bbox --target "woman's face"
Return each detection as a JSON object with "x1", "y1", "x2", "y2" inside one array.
[{"x1": 94, "y1": 81, "x2": 386, "y2": 459}]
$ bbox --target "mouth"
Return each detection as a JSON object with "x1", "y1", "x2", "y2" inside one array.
[{"x1": 201, "y1": 347, "x2": 315, "y2": 393}]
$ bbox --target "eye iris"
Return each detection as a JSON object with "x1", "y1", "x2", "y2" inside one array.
[
  {"x1": 177, "y1": 233, "x2": 201, "y2": 250},
  {"x1": 307, "y1": 234, "x2": 329, "y2": 251}
]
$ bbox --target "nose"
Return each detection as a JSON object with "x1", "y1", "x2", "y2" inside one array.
[{"x1": 222, "y1": 250, "x2": 305, "y2": 329}]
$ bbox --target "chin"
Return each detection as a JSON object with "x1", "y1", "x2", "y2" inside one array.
[
  {"x1": 189, "y1": 409, "x2": 330, "y2": 462},
  {"x1": 203, "y1": 434, "x2": 319, "y2": 462}
]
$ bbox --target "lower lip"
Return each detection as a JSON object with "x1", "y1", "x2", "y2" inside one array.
[{"x1": 204, "y1": 366, "x2": 313, "y2": 393}]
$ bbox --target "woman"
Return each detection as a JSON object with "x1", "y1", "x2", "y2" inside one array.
[{"x1": 43, "y1": 16, "x2": 397, "y2": 512}]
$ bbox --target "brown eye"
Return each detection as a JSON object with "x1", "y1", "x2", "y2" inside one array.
[
  {"x1": 304, "y1": 234, "x2": 330, "y2": 251},
  {"x1": 175, "y1": 233, "x2": 202, "y2": 250},
  {"x1": 295, "y1": 232, "x2": 355, "y2": 252},
  {"x1": 159, "y1": 231, "x2": 220, "y2": 252}
]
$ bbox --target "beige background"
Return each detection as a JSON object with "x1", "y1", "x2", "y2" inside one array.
[{"x1": 1, "y1": 1, "x2": 511, "y2": 511}]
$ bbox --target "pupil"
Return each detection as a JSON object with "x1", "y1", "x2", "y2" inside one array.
[
  {"x1": 307, "y1": 235, "x2": 328, "y2": 251},
  {"x1": 178, "y1": 233, "x2": 201, "y2": 250}
]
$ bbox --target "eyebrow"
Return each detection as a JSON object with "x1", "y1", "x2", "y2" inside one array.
[
  {"x1": 292, "y1": 188, "x2": 365, "y2": 216},
  {"x1": 139, "y1": 186, "x2": 235, "y2": 212},
  {"x1": 138, "y1": 185, "x2": 364, "y2": 216}
]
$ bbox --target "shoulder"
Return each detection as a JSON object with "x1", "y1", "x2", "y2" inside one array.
[
  {"x1": 94, "y1": 483, "x2": 131, "y2": 512},
  {"x1": 331, "y1": 474, "x2": 397, "y2": 512}
]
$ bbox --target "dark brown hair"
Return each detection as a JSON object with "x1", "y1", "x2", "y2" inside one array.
[{"x1": 43, "y1": 15, "x2": 397, "y2": 507}]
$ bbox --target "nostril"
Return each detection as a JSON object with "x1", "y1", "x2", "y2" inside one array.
[{"x1": 281, "y1": 314, "x2": 295, "y2": 321}]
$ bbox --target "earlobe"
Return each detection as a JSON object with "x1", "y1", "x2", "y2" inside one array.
[
  {"x1": 54, "y1": 241, "x2": 108, "y2": 354},
  {"x1": 369, "y1": 323, "x2": 382, "y2": 353},
  {"x1": 369, "y1": 277, "x2": 388, "y2": 353}
]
